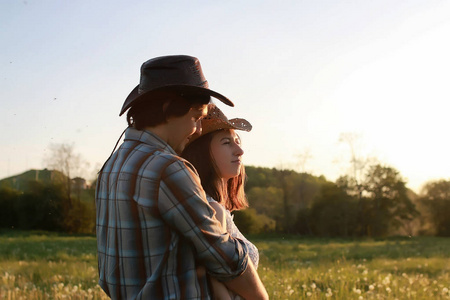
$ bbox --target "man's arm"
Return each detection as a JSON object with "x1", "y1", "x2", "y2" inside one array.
[
  {"x1": 160, "y1": 159, "x2": 267, "y2": 296},
  {"x1": 224, "y1": 259, "x2": 268, "y2": 300}
]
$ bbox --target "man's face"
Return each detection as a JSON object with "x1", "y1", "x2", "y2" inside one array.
[{"x1": 166, "y1": 104, "x2": 208, "y2": 154}]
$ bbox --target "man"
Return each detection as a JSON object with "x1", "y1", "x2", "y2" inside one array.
[{"x1": 96, "y1": 55, "x2": 268, "y2": 299}]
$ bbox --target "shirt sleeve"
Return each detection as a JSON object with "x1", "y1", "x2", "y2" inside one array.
[{"x1": 158, "y1": 159, "x2": 249, "y2": 282}]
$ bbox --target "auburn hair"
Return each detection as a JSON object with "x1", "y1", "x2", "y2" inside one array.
[{"x1": 181, "y1": 129, "x2": 248, "y2": 211}]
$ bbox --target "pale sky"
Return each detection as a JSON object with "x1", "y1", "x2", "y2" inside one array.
[{"x1": 1, "y1": 0, "x2": 449, "y2": 193}]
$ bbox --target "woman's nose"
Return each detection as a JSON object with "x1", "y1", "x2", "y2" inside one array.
[{"x1": 234, "y1": 144, "x2": 244, "y2": 156}]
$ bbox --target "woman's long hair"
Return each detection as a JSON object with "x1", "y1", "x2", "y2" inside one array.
[{"x1": 181, "y1": 129, "x2": 248, "y2": 211}]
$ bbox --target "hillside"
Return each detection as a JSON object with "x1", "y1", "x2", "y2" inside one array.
[{"x1": 0, "y1": 169, "x2": 67, "y2": 192}]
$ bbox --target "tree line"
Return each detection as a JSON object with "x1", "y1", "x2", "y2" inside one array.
[
  {"x1": 235, "y1": 165, "x2": 450, "y2": 237},
  {"x1": 0, "y1": 175, "x2": 95, "y2": 234},
  {"x1": 0, "y1": 144, "x2": 448, "y2": 236}
]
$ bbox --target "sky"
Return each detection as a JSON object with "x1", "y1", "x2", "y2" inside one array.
[{"x1": 1, "y1": 0, "x2": 449, "y2": 193}]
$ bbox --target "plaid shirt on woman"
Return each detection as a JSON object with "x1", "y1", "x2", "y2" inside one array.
[{"x1": 96, "y1": 127, "x2": 248, "y2": 299}]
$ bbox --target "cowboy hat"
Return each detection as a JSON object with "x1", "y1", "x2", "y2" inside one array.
[
  {"x1": 119, "y1": 55, "x2": 234, "y2": 116},
  {"x1": 188, "y1": 104, "x2": 252, "y2": 144}
]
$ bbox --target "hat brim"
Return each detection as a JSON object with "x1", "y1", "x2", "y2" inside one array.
[
  {"x1": 201, "y1": 118, "x2": 252, "y2": 136},
  {"x1": 187, "y1": 117, "x2": 252, "y2": 145},
  {"x1": 119, "y1": 84, "x2": 234, "y2": 116}
]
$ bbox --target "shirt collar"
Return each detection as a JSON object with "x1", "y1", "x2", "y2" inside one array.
[{"x1": 124, "y1": 127, "x2": 177, "y2": 155}]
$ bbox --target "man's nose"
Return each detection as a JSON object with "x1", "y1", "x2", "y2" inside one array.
[{"x1": 194, "y1": 121, "x2": 202, "y2": 135}]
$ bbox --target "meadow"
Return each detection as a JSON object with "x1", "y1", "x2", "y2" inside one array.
[{"x1": 0, "y1": 231, "x2": 449, "y2": 299}]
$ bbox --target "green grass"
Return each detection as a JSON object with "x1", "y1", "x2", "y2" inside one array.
[
  {"x1": 0, "y1": 231, "x2": 449, "y2": 299},
  {"x1": 252, "y1": 235, "x2": 450, "y2": 299}
]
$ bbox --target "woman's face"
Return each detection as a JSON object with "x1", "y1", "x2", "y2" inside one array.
[{"x1": 210, "y1": 129, "x2": 244, "y2": 181}]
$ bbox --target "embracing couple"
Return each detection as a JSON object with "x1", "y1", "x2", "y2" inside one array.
[{"x1": 95, "y1": 55, "x2": 268, "y2": 299}]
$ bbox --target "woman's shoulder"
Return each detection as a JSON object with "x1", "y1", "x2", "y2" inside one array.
[{"x1": 206, "y1": 195, "x2": 216, "y2": 203}]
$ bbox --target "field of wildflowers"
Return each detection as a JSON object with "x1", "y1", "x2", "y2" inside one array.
[{"x1": 0, "y1": 231, "x2": 449, "y2": 299}]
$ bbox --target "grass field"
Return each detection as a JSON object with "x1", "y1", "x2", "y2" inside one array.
[{"x1": 0, "y1": 231, "x2": 449, "y2": 299}]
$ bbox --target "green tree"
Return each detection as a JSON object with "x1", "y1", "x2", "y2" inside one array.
[
  {"x1": 13, "y1": 181, "x2": 65, "y2": 231},
  {"x1": 233, "y1": 208, "x2": 276, "y2": 234},
  {"x1": 308, "y1": 182, "x2": 358, "y2": 237},
  {"x1": 0, "y1": 187, "x2": 20, "y2": 228},
  {"x1": 246, "y1": 186, "x2": 283, "y2": 230},
  {"x1": 420, "y1": 180, "x2": 450, "y2": 236},
  {"x1": 245, "y1": 166, "x2": 330, "y2": 234},
  {"x1": 362, "y1": 164, "x2": 418, "y2": 237}
]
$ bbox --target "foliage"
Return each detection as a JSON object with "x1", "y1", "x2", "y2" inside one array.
[
  {"x1": 245, "y1": 166, "x2": 328, "y2": 233},
  {"x1": 420, "y1": 179, "x2": 450, "y2": 236},
  {"x1": 62, "y1": 198, "x2": 96, "y2": 234},
  {"x1": 0, "y1": 187, "x2": 20, "y2": 229},
  {"x1": 0, "y1": 180, "x2": 95, "y2": 234},
  {"x1": 43, "y1": 143, "x2": 90, "y2": 207},
  {"x1": 362, "y1": 165, "x2": 419, "y2": 237},
  {"x1": 233, "y1": 208, "x2": 276, "y2": 234},
  {"x1": 308, "y1": 182, "x2": 359, "y2": 237},
  {"x1": 245, "y1": 164, "x2": 419, "y2": 237},
  {"x1": 0, "y1": 163, "x2": 442, "y2": 238},
  {"x1": 15, "y1": 181, "x2": 66, "y2": 231}
]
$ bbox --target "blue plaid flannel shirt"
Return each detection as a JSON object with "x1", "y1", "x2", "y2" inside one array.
[{"x1": 96, "y1": 127, "x2": 248, "y2": 299}]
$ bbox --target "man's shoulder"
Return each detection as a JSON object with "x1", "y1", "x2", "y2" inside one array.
[{"x1": 130, "y1": 145, "x2": 196, "y2": 178}]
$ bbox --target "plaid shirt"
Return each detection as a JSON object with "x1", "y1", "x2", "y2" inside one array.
[{"x1": 96, "y1": 127, "x2": 248, "y2": 299}]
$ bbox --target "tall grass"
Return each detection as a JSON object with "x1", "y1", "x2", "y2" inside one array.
[
  {"x1": 253, "y1": 235, "x2": 450, "y2": 299},
  {"x1": 0, "y1": 231, "x2": 449, "y2": 299}
]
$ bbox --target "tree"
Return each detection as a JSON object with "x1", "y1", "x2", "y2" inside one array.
[
  {"x1": 246, "y1": 186, "x2": 283, "y2": 230},
  {"x1": 338, "y1": 132, "x2": 378, "y2": 235},
  {"x1": 308, "y1": 182, "x2": 359, "y2": 237},
  {"x1": 0, "y1": 187, "x2": 20, "y2": 228},
  {"x1": 362, "y1": 164, "x2": 418, "y2": 236},
  {"x1": 420, "y1": 180, "x2": 450, "y2": 236},
  {"x1": 43, "y1": 143, "x2": 90, "y2": 207}
]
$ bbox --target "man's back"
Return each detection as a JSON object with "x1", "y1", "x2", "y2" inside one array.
[{"x1": 96, "y1": 128, "x2": 248, "y2": 299}]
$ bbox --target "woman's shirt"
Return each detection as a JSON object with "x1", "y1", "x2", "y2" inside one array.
[{"x1": 206, "y1": 196, "x2": 259, "y2": 269}]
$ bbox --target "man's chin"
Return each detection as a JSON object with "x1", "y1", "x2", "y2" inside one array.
[{"x1": 175, "y1": 140, "x2": 189, "y2": 154}]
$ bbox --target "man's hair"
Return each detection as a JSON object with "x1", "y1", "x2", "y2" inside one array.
[
  {"x1": 181, "y1": 129, "x2": 248, "y2": 211},
  {"x1": 127, "y1": 90, "x2": 210, "y2": 130}
]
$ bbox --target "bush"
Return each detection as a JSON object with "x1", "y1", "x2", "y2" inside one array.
[
  {"x1": 0, "y1": 181, "x2": 95, "y2": 234},
  {"x1": 62, "y1": 199, "x2": 95, "y2": 234},
  {"x1": 0, "y1": 187, "x2": 20, "y2": 228},
  {"x1": 233, "y1": 208, "x2": 276, "y2": 234},
  {"x1": 14, "y1": 181, "x2": 65, "y2": 231}
]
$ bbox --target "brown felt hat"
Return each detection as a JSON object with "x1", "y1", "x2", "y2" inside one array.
[{"x1": 119, "y1": 55, "x2": 234, "y2": 116}]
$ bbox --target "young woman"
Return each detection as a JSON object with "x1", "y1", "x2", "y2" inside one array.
[{"x1": 181, "y1": 104, "x2": 259, "y2": 299}]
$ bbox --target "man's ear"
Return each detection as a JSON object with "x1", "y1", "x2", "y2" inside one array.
[{"x1": 162, "y1": 99, "x2": 173, "y2": 115}]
